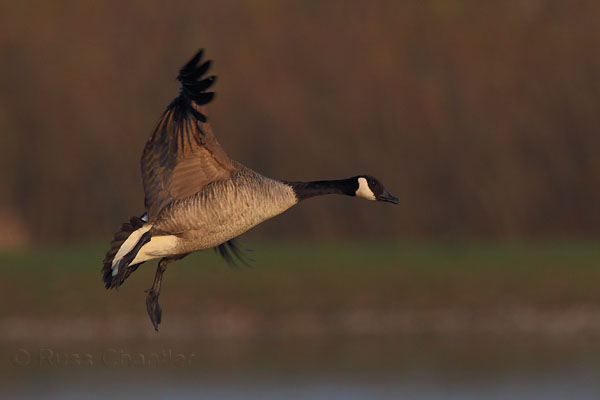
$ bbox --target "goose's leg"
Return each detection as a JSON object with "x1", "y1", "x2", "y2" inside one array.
[{"x1": 145, "y1": 254, "x2": 187, "y2": 331}]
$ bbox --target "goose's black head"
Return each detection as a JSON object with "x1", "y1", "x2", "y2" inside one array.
[
  {"x1": 354, "y1": 175, "x2": 399, "y2": 204},
  {"x1": 287, "y1": 175, "x2": 399, "y2": 203}
]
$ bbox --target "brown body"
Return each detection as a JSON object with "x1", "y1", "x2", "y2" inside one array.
[{"x1": 102, "y1": 49, "x2": 398, "y2": 330}]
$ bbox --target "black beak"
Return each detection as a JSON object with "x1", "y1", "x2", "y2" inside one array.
[{"x1": 377, "y1": 189, "x2": 399, "y2": 204}]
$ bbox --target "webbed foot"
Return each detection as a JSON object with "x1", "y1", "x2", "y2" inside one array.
[{"x1": 145, "y1": 288, "x2": 162, "y2": 331}]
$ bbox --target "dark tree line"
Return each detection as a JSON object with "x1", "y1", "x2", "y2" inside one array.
[{"x1": 1, "y1": 1, "x2": 599, "y2": 245}]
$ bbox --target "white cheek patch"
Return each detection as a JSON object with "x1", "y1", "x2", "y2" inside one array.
[{"x1": 356, "y1": 177, "x2": 376, "y2": 200}]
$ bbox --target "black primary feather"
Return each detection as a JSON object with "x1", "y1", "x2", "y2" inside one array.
[
  {"x1": 214, "y1": 239, "x2": 254, "y2": 267},
  {"x1": 165, "y1": 49, "x2": 216, "y2": 130},
  {"x1": 144, "y1": 48, "x2": 217, "y2": 178}
]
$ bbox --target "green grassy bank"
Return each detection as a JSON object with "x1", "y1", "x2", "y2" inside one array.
[{"x1": 1, "y1": 240, "x2": 599, "y2": 318}]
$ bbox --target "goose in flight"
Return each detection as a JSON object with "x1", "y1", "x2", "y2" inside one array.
[{"x1": 102, "y1": 49, "x2": 399, "y2": 330}]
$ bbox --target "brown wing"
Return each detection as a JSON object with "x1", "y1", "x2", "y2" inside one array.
[{"x1": 141, "y1": 50, "x2": 240, "y2": 221}]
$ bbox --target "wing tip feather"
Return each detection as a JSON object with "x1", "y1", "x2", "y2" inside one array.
[
  {"x1": 214, "y1": 239, "x2": 254, "y2": 267},
  {"x1": 168, "y1": 48, "x2": 217, "y2": 124}
]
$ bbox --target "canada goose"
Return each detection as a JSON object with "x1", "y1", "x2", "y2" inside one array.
[{"x1": 102, "y1": 49, "x2": 399, "y2": 331}]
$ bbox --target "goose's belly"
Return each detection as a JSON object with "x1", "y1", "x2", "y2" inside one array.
[
  {"x1": 176, "y1": 214, "x2": 269, "y2": 253},
  {"x1": 152, "y1": 177, "x2": 298, "y2": 253}
]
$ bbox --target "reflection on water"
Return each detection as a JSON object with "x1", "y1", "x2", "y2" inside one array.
[
  {"x1": 4, "y1": 336, "x2": 600, "y2": 399},
  {"x1": 7, "y1": 368, "x2": 600, "y2": 400}
]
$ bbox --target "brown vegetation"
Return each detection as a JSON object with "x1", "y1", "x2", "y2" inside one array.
[{"x1": 1, "y1": 1, "x2": 599, "y2": 244}]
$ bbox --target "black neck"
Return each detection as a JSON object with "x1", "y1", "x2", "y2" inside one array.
[{"x1": 286, "y1": 178, "x2": 358, "y2": 201}]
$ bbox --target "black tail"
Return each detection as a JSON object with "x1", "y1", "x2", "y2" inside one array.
[{"x1": 102, "y1": 216, "x2": 151, "y2": 289}]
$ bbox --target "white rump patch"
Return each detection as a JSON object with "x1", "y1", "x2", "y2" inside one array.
[
  {"x1": 131, "y1": 235, "x2": 179, "y2": 265},
  {"x1": 111, "y1": 224, "x2": 152, "y2": 276},
  {"x1": 356, "y1": 177, "x2": 376, "y2": 200}
]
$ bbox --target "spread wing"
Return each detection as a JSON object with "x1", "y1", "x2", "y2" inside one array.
[{"x1": 141, "y1": 49, "x2": 240, "y2": 221}]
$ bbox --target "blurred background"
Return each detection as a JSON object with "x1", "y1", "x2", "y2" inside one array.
[{"x1": 2, "y1": 1, "x2": 600, "y2": 398}]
